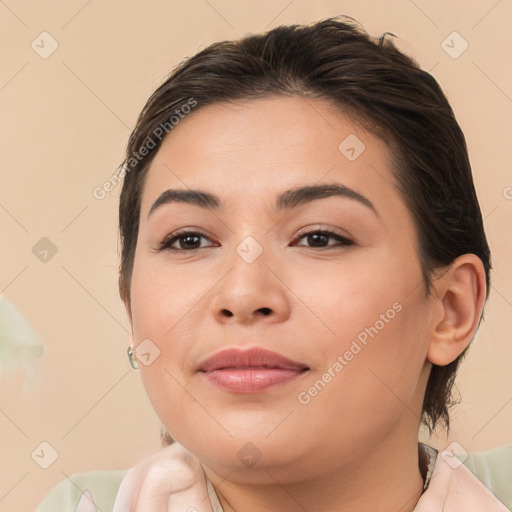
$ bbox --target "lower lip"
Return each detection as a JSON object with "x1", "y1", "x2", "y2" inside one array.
[{"x1": 202, "y1": 368, "x2": 307, "y2": 393}]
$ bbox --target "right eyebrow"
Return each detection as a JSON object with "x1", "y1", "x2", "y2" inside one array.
[{"x1": 148, "y1": 189, "x2": 221, "y2": 220}]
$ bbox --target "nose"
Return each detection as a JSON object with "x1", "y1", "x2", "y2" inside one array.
[{"x1": 209, "y1": 244, "x2": 291, "y2": 325}]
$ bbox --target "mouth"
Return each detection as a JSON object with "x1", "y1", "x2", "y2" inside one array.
[{"x1": 198, "y1": 347, "x2": 310, "y2": 393}]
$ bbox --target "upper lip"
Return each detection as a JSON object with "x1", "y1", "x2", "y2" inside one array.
[{"x1": 198, "y1": 347, "x2": 309, "y2": 372}]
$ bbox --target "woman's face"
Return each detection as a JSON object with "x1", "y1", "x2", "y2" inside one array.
[{"x1": 127, "y1": 95, "x2": 434, "y2": 482}]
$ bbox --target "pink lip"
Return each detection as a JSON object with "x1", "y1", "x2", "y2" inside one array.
[{"x1": 198, "y1": 347, "x2": 309, "y2": 393}]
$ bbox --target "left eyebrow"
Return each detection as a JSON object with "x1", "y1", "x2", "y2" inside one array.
[
  {"x1": 274, "y1": 183, "x2": 377, "y2": 214},
  {"x1": 147, "y1": 182, "x2": 377, "y2": 220}
]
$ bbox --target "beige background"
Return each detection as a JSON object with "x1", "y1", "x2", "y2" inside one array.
[{"x1": 0, "y1": 1, "x2": 511, "y2": 511}]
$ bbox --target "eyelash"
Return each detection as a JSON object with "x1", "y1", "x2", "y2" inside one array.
[{"x1": 156, "y1": 228, "x2": 354, "y2": 252}]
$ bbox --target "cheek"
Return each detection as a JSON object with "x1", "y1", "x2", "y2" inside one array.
[
  {"x1": 301, "y1": 254, "x2": 406, "y2": 339},
  {"x1": 319, "y1": 288, "x2": 429, "y2": 423},
  {"x1": 129, "y1": 256, "x2": 225, "y2": 425},
  {"x1": 291, "y1": 312, "x2": 428, "y2": 454},
  {"x1": 297, "y1": 253, "x2": 429, "y2": 410},
  {"x1": 130, "y1": 255, "x2": 207, "y2": 348}
]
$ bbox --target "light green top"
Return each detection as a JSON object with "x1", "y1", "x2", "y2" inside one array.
[
  {"x1": 36, "y1": 470, "x2": 128, "y2": 512},
  {"x1": 36, "y1": 446, "x2": 512, "y2": 511},
  {"x1": 461, "y1": 445, "x2": 512, "y2": 507}
]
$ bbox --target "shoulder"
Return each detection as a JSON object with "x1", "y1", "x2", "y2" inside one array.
[
  {"x1": 35, "y1": 469, "x2": 129, "y2": 512},
  {"x1": 460, "y1": 445, "x2": 512, "y2": 508}
]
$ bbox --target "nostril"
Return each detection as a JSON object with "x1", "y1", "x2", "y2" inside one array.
[
  {"x1": 259, "y1": 307, "x2": 272, "y2": 316},
  {"x1": 222, "y1": 309, "x2": 234, "y2": 317}
]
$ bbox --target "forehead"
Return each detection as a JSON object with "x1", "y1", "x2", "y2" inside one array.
[{"x1": 139, "y1": 95, "x2": 402, "y2": 217}]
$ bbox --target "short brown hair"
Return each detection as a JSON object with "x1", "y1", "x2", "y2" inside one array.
[{"x1": 118, "y1": 16, "x2": 491, "y2": 437}]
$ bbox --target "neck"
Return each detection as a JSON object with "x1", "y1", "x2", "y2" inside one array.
[{"x1": 203, "y1": 433, "x2": 425, "y2": 512}]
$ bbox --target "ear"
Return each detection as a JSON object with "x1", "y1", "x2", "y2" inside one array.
[
  {"x1": 119, "y1": 274, "x2": 135, "y2": 342},
  {"x1": 427, "y1": 254, "x2": 487, "y2": 366}
]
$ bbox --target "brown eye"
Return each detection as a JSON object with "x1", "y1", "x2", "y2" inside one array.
[
  {"x1": 295, "y1": 230, "x2": 353, "y2": 249},
  {"x1": 158, "y1": 231, "x2": 214, "y2": 251}
]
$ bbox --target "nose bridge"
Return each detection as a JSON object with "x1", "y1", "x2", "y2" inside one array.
[
  {"x1": 226, "y1": 212, "x2": 275, "y2": 269},
  {"x1": 210, "y1": 230, "x2": 289, "y2": 324}
]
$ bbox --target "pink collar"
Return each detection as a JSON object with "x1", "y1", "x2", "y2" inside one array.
[{"x1": 414, "y1": 444, "x2": 508, "y2": 511}]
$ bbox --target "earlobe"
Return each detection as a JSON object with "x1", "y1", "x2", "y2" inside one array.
[{"x1": 427, "y1": 254, "x2": 487, "y2": 366}]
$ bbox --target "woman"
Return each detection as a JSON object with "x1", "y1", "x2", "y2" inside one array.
[{"x1": 36, "y1": 16, "x2": 511, "y2": 511}]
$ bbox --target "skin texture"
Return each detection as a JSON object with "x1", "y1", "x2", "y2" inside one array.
[{"x1": 121, "y1": 95, "x2": 486, "y2": 511}]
